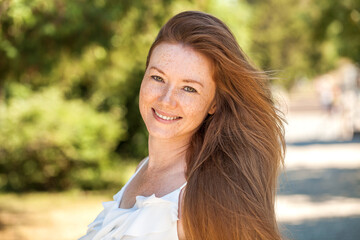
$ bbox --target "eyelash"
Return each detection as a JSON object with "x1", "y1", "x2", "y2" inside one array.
[{"x1": 150, "y1": 75, "x2": 197, "y2": 93}]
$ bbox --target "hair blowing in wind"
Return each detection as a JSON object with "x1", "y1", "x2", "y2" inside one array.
[{"x1": 146, "y1": 11, "x2": 286, "y2": 240}]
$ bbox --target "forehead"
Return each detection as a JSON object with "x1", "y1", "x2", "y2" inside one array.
[{"x1": 148, "y1": 42, "x2": 214, "y2": 81}]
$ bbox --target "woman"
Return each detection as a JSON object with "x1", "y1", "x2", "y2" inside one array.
[{"x1": 80, "y1": 11, "x2": 285, "y2": 240}]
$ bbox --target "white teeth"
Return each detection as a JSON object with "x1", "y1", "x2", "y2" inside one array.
[{"x1": 154, "y1": 110, "x2": 180, "y2": 121}]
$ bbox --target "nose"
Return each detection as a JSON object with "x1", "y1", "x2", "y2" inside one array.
[{"x1": 158, "y1": 85, "x2": 177, "y2": 108}]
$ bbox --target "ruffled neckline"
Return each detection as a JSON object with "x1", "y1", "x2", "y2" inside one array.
[
  {"x1": 79, "y1": 157, "x2": 187, "y2": 240},
  {"x1": 83, "y1": 192, "x2": 180, "y2": 240},
  {"x1": 115, "y1": 183, "x2": 184, "y2": 210}
]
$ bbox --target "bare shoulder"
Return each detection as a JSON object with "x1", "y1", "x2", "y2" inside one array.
[
  {"x1": 135, "y1": 157, "x2": 148, "y2": 171},
  {"x1": 177, "y1": 187, "x2": 186, "y2": 240}
]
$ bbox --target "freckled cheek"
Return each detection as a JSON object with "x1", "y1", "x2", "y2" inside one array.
[
  {"x1": 140, "y1": 82, "x2": 162, "y2": 104},
  {"x1": 179, "y1": 96, "x2": 208, "y2": 116},
  {"x1": 139, "y1": 82, "x2": 154, "y2": 118}
]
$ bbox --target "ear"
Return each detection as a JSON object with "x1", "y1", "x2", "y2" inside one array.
[{"x1": 208, "y1": 102, "x2": 216, "y2": 115}]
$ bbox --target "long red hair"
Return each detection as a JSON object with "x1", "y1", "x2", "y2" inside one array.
[{"x1": 146, "y1": 11, "x2": 286, "y2": 240}]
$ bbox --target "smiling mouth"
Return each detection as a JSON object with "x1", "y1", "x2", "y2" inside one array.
[{"x1": 152, "y1": 108, "x2": 182, "y2": 121}]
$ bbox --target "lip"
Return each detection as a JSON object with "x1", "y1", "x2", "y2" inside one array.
[{"x1": 152, "y1": 108, "x2": 182, "y2": 123}]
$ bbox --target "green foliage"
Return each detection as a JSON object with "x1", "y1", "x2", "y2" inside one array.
[
  {"x1": 310, "y1": 0, "x2": 360, "y2": 71},
  {"x1": 249, "y1": 0, "x2": 360, "y2": 88},
  {"x1": 0, "y1": 85, "x2": 125, "y2": 191},
  {"x1": 250, "y1": 0, "x2": 314, "y2": 87}
]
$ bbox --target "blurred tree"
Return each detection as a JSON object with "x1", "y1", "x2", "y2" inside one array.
[
  {"x1": 248, "y1": 0, "x2": 360, "y2": 88},
  {"x1": 310, "y1": 0, "x2": 360, "y2": 72},
  {"x1": 1, "y1": 0, "x2": 118, "y2": 90},
  {"x1": 249, "y1": 0, "x2": 316, "y2": 88},
  {"x1": 0, "y1": 86, "x2": 124, "y2": 191}
]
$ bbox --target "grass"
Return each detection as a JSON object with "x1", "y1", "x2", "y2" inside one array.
[{"x1": 0, "y1": 162, "x2": 137, "y2": 240}]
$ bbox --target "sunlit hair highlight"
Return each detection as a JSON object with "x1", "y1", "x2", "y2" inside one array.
[{"x1": 146, "y1": 11, "x2": 286, "y2": 240}]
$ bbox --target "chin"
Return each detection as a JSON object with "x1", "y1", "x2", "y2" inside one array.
[{"x1": 147, "y1": 129, "x2": 178, "y2": 139}]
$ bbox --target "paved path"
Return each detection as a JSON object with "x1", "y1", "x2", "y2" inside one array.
[{"x1": 275, "y1": 87, "x2": 360, "y2": 240}]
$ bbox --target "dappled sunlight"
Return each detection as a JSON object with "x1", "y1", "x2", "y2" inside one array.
[
  {"x1": 0, "y1": 192, "x2": 111, "y2": 240},
  {"x1": 276, "y1": 195, "x2": 360, "y2": 223},
  {"x1": 275, "y1": 74, "x2": 360, "y2": 239},
  {"x1": 286, "y1": 144, "x2": 360, "y2": 169}
]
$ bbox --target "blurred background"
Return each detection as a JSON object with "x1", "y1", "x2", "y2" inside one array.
[{"x1": 0, "y1": 0, "x2": 359, "y2": 239}]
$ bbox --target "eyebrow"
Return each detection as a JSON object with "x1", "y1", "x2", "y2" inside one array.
[
  {"x1": 149, "y1": 66, "x2": 204, "y2": 88},
  {"x1": 149, "y1": 66, "x2": 166, "y2": 75},
  {"x1": 183, "y1": 79, "x2": 204, "y2": 88}
]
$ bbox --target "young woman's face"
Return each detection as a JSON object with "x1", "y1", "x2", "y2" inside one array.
[{"x1": 139, "y1": 42, "x2": 216, "y2": 141}]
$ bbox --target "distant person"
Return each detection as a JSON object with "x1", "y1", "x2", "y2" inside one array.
[
  {"x1": 316, "y1": 75, "x2": 337, "y2": 114},
  {"x1": 80, "y1": 11, "x2": 285, "y2": 240}
]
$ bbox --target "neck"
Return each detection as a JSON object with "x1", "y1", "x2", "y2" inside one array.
[{"x1": 147, "y1": 135, "x2": 189, "y2": 174}]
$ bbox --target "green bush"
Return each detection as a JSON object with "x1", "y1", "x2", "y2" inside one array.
[{"x1": 0, "y1": 85, "x2": 125, "y2": 191}]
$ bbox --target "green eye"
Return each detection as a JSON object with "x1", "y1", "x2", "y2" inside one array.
[
  {"x1": 184, "y1": 86, "x2": 197, "y2": 93},
  {"x1": 151, "y1": 75, "x2": 164, "y2": 82}
]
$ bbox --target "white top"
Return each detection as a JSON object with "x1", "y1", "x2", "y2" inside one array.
[{"x1": 79, "y1": 157, "x2": 187, "y2": 240}]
